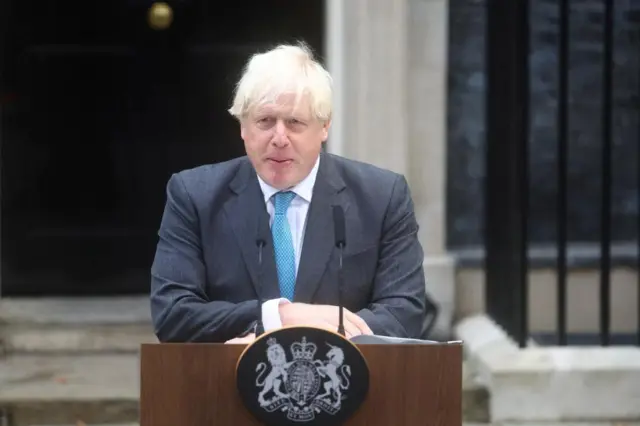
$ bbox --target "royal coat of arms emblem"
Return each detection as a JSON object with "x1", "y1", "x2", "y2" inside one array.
[
  {"x1": 236, "y1": 326, "x2": 369, "y2": 426},
  {"x1": 255, "y1": 336, "x2": 351, "y2": 421}
]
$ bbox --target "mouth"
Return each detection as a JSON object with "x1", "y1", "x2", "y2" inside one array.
[{"x1": 267, "y1": 158, "x2": 293, "y2": 165}]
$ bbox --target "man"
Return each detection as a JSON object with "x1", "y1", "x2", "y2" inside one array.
[{"x1": 150, "y1": 42, "x2": 427, "y2": 344}]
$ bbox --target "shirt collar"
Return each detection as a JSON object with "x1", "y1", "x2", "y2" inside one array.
[{"x1": 257, "y1": 155, "x2": 320, "y2": 204}]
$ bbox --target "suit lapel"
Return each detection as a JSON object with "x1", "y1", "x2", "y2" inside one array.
[
  {"x1": 294, "y1": 154, "x2": 349, "y2": 302},
  {"x1": 224, "y1": 160, "x2": 280, "y2": 300}
]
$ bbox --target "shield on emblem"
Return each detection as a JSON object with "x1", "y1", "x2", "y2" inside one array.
[{"x1": 286, "y1": 359, "x2": 320, "y2": 404}]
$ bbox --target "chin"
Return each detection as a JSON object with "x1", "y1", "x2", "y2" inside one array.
[
  {"x1": 269, "y1": 173, "x2": 301, "y2": 190},
  {"x1": 260, "y1": 165, "x2": 295, "y2": 188},
  {"x1": 270, "y1": 177, "x2": 295, "y2": 190}
]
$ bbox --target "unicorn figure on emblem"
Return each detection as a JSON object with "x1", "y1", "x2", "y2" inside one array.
[{"x1": 314, "y1": 343, "x2": 351, "y2": 407}]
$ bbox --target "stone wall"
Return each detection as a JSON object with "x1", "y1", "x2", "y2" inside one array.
[{"x1": 447, "y1": 0, "x2": 640, "y2": 249}]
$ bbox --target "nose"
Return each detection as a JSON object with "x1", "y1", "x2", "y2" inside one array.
[{"x1": 270, "y1": 119, "x2": 290, "y2": 147}]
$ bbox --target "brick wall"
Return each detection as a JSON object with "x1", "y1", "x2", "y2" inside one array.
[{"x1": 446, "y1": 0, "x2": 639, "y2": 250}]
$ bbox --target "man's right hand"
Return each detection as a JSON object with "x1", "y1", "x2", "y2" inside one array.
[{"x1": 278, "y1": 303, "x2": 373, "y2": 338}]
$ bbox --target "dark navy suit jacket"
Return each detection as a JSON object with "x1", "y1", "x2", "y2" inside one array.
[{"x1": 150, "y1": 152, "x2": 427, "y2": 342}]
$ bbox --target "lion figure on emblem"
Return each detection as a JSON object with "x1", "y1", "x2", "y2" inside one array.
[{"x1": 255, "y1": 341, "x2": 291, "y2": 405}]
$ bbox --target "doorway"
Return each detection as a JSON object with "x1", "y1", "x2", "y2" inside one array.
[{"x1": 0, "y1": 0, "x2": 325, "y2": 296}]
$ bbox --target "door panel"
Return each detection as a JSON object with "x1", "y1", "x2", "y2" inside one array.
[{"x1": 0, "y1": 0, "x2": 325, "y2": 295}]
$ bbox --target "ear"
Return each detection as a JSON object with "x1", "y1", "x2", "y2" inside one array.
[
  {"x1": 321, "y1": 119, "x2": 331, "y2": 142},
  {"x1": 240, "y1": 120, "x2": 248, "y2": 140}
]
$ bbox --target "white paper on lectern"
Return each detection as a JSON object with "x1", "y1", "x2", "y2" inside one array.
[{"x1": 349, "y1": 334, "x2": 458, "y2": 345}]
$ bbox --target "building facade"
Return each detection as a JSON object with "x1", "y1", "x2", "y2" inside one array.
[{"x1": 1, "y1": 0, "x2": 638, "y2": 339}]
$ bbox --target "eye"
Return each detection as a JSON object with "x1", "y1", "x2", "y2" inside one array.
[{"x1": 256, "y1": 116, "x2": 275, "y2": 128}]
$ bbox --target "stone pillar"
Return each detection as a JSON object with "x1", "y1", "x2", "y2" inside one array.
[
  {"x1": 326, "y1": 0, "x2": 455, "y2": 338},
  {"x1": 326, "y1": 0, "x2": 408, "y2": 175}
]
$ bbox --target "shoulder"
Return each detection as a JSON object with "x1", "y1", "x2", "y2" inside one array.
[
  {"x1": 324, "y1": 153, "x2": 406, "y2": 193},
  {"x1": 164, "y1": 156, "x2": 251, "y2": 204},
  {"x1": 323, "y1": 153, "x2": 415, "y2": 231},
  {"x1": 174, "y1": 156, "x2": 248, "y2": 183}
]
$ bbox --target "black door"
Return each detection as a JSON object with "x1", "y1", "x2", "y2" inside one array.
[{"x1": 0, "y1": 0, "x2": 325, "y2": 296}]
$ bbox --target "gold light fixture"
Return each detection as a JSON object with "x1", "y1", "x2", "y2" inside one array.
[{"x1": 148, "y1": 2, "x2": 173, "y2": 30}]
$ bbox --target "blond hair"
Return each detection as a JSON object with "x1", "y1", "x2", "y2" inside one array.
[{"x1": 227, "y1": 42, "x2": 332, "y2": 122}]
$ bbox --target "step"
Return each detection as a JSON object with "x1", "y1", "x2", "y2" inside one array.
[
  {"x1": 0, "y1": 354, "x2": 138, "y2": 426},
  {"x1": 0, "y1": 353, "x2": 489, "y2": 426},
  {"x1": 0, "y1": 297, "x2": 157, "y2": 354},
  {"x1": 462, "y1": 362, "x2": 490, "y2": 423}
]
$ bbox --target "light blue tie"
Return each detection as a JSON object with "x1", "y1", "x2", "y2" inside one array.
[{"x1": 272, "y1": 191, "x2": 297, "y2": 301}]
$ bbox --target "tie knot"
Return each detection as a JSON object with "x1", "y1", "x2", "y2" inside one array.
[{"x1": 273, "y1": 191, "x2": 296, "y2": 215}]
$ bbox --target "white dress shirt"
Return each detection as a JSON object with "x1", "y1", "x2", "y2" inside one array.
[{"x1": 256, "y1": 156, "x2": 320, "y2": 331}]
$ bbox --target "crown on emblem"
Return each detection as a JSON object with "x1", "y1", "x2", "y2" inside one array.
[
  {"x1": 290, "y1": 337, "x2": 317, "y2": 360},
  {"x1": 266, "y1": 337, "x2": 277, "y2": 346}
]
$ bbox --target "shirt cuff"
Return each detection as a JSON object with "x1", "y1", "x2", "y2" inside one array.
[{"x1": 261, "y1": 298, "x2": 291, "y2": 331}]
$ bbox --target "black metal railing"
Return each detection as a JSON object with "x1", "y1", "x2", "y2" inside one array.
[
  {"x1": 556, "y1": 0, "x2": 570, "y2": 347},
  {"x1": 484, "y1": 0, "x2": 530, "y2": 348},
  {"x1": 484, "y1": 0, "x2": 639, "y2": 347},
  {"x1": 599, "y1": 0, "x2": 615, "y2": 347}
]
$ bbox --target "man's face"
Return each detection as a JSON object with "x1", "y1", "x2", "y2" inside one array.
[{"x1": 240, "y1": 94, "x2": 330, "y2": 190}]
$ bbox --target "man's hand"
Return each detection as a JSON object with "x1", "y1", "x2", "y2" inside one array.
[
  {"x1": 279, "y1": 303, "x2": 373, "y2": 338},
  {"x1": 225, "y1": 333, "x2": 256, "y2": 344}
]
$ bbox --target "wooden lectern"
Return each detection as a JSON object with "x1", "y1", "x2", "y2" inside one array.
[{"x1": 140, "y1": 341, "x2": 463, "y2": 426}]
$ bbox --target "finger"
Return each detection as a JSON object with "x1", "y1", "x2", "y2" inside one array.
[
  {"x1": 307, "y1": 319, "x2": 357, "y2": 338},
  {"x1": 344, "y1": 310, "x2": 373, "y2": 335},
  {"x1": 314, "y1": 306, "x2": 363, "y2": 337},
  {"x1": 348, "y1": 311, "x2": 373, "y2": 335},
  {"x1": 342, "y1": 319, "x2": 362, "y2": 338},
  {"x1": 305, "y1": 319, "x2": 337, "y2": 333},
  {"x1": 288, "y1": 306, "x2": 365, "y2": 338}
]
